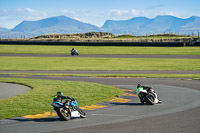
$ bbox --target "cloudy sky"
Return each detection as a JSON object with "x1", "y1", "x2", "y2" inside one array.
[{"x1": 0, "y1": 0, "x2": 199, "y2": 29}]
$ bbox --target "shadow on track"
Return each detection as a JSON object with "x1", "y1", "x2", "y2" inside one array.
[
  {"x1": 109, "y1": 102, "x2": 143, "y2": 106},
  {"x1": 9, "y1": 116, "x2": 86, "y2": 123},
  {"x1": 10, "y1": 117, "x2": 61, "y2": 122}
]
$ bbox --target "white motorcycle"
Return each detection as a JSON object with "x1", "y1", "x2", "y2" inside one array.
[
  {"x1": 138, "y1": 88, "x2": 160, "y2": 105},
  {"x1": 71, "y1": 50, "x2": 79, "y2": 56}
]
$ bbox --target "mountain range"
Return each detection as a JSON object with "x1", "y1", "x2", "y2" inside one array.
[
  {"x1": 11, "y1": 15, "x2": 102, "y2": 36},
  {"x1": 102, "y1": 15, "x2": 200, "y2": 35},
  {"x1": 1, "y1": 15, "x2": 200, "y2": 37}
]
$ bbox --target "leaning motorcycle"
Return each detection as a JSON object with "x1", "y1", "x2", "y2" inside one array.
[
  {"x1": 71, "y1": 50, "x2": 79, "y2": 56},
  {"x1": 51, "y1": 98, "x2": 86, "y2": 121},
  {"x1": 138, "y1": 89, "x2": 159, "y2": 105}
]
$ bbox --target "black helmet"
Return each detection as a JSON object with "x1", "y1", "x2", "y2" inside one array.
[
  {"x1": 137, "y1": 84, "x2": 141, "y2": 88},
  {"x1": 57, "y1": 91, "x2": 63, "y2": 96}
]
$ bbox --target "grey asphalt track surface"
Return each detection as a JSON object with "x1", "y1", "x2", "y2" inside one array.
[
  {"x1": 0, "y1": 75, "x2": 200, "y2": 133},
  {"x1": 0, "y1": 53, "x2": 200, "y2": 133},
  {"x1": 0, "y1": 82, "x2": 31, "y2": 99}
]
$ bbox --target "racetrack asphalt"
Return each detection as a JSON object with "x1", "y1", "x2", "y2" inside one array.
[
  {"x1": 0, "y1": 82, "x2": 31, "y2": 99},
  {"x1": 0, "y1": 75, "x2": 200, "y2": 133},
  {"x1": 0, "y1": 54, "x2": 200, "y2": 133}
]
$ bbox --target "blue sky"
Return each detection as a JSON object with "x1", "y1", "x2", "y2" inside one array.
[{"x1": 0, "y1": 0, "x2": 199, "y2": 29}]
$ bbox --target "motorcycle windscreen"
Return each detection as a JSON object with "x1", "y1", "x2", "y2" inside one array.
[{"x1": 71, "y1": 100, "x2": 78, "y2": 106}]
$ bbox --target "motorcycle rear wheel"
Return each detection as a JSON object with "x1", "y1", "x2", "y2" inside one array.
[
  {"x1": 145, "y1": 94, "x2": 155, "y2": 105},
  {"x1": 56, "y1": 108, "x2": 71, "y2": 121}
]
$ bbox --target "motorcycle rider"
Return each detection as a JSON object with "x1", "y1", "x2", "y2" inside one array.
[
  {"x1": 71, "y1": 48, "x2": 75, "y2": 53},
  {"x1": 136, "y1": 84, "x2": 162, "y2": 104},
  {"x1": 53, "y1": 91, "x2": 75, "y2": 103},
  {"x1": 53, "y1": 91, "x2": 84, "y2": 114},
  {"x1": 71, "y1": 48, "x2": 78, "y2": 55}
]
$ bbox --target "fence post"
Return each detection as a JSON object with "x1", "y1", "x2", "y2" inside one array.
[{"x1": 183, "y1": 42, "x2": 186, "y2": 47}]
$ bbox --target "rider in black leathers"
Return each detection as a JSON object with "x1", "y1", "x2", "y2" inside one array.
[
  {"x1": 53, "y1": 91, "x2": 75, "y2": 103},
  {"x1": 53, "y1": 91, "x2": 84, "y2": 114}
]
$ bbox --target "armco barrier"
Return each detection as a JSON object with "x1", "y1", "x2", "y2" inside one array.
[{"x1": 0, "y1": 41, "x2": 200, "y2": 46}]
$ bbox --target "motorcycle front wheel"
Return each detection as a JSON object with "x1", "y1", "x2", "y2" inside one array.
[
  {"x1": 80, "y1": 110, "x2": 86, "y2": 118},
  {"x1": 56, "y1": 108, "x2": 71, "y2": 121}
]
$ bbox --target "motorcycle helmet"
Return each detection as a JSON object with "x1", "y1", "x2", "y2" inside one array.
[
  {"x1": 57, "y1": 91, "x2": 63, "y2": 96},
  {"x1": 137, "y1": 84, "x2": 142, "y2": 88}
]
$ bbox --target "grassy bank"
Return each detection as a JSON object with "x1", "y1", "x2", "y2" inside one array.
[
  {"x1": 0, "y1": 57, "x2": 199, "y2": 71},
  {"x1": 0, "y1": 78, "x2": 123, "y2": 119},
  {"x1": 0, "y1": 45, "x2": 200, "y2": 55},
  {"x1": 0, "y1": 73, "x2": 200, "y2": 79}
]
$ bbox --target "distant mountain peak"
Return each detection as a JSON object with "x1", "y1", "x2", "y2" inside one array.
[
  {"x1": 102, "y1": 15, "x2": 200, "y2": 35},
  {"x1": 1, "y1": 15, "x2": 199, "y2": 37},
  {"x1": 156, "y1": 15, "x2": 175, "y2": 17},
  {"x1": 11, "y1": 15, "x2": 102, "y2": 36}
]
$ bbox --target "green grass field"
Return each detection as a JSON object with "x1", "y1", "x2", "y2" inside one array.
[
  {"x1": 0, "y1": 45, "x2": 200, "y2": 55},
  {"x1": 0, "y1": 44, "x2": 199, "y2": 119},
  {"x1": 1, "y1": 73, "x2": 200, "y2": 79},
  {"x1": 0, "y1": 78, "x2": 123, "y2": 119},
  {"x1": 0, "y1": 57, "x2": 199, "y2": 70}
]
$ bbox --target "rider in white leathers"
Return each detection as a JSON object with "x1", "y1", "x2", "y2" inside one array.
[
  {"x1": 136, "y1": 84, "x2": 162, "y2": 104},
  {"x1": 71, "y1": 48, "x2": 78, "y2": 55}
]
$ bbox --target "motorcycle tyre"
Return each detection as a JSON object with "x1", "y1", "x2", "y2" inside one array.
[
  {"x1": 56, "y1": 108, "x2": 71, "y2": 121},
  {"x1": 145, "y1": 95, "x2": 155, "y2": 105},
  {"x1": 138, "y1": 96, "x2": 145, "y2": 104},
  {"x1": 80, "y1": 110, "x2": 86, "y2": 118}
]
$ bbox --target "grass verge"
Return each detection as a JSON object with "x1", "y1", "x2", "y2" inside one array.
[
  {"x1": 0, "y1": 78, "x2": 123, "y2": 119},
  {"x1": 0, "y1": 73, "x2": 200, "y2": 79},
  {"x1": 0, "y1": 45, "x2": 200, "y2": 55},
  {"x1": 0, "y1": 57, "x2": 200, "y2": 70}
]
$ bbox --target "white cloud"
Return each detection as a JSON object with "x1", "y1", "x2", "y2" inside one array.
[
  {"x1": 59, "y1": 9, "x2": 77, "y2": 18},
  {"x1": 0, "y1": 8, "x2": 48, "y2": 28},
  {"x1": 106, "y1": 8, "x2": 149, "y2": 20},
  {"x1": 25, "y1": 8, "x2": 35, "y2": 13},
  {"x1": 131, "y1": 9, "x2": 180, "y2": 19},
  {"x1": 60, "y1": 9, "x2": 70, "y2": 14},
  {"x1": 14, "y1": 8, "x2": 47, "y2": 18},
  {"x1": 131, "y1": 9, "x2": 146, "y2": 17},
  {"x1": 108, "y1": 9, "x2": 130, "y2": 16},
  {"x1": 161, "y1": 11, "x2": 179, "y2": 16}
]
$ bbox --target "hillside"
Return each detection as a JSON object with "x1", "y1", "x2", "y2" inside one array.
[
  {"x1": 11, "y1": 15, "x2": 103, "y2": 36},
  {"x1": 0, "y1": 15, "x2": 200, "y2": 37},
  {"x1": 102, "y1": 15, "x2": 200, "y2": 35},
  {"x1": 33, "y1": 32, "x2": 115, "y2": 39}
]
